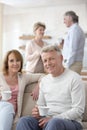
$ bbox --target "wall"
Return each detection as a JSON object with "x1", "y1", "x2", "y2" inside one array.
[
  {"x1": 0, "y1": 3, "x2": 3, "y2": 71},
  {"x1": 2, "y1": 3, "x2": 87, "y2": 69}
]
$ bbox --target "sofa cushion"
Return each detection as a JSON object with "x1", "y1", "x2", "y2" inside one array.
[
  {"x1": 82, "y1": 122, "x2": 87, "y2": 130},
  {"x1": 82, "y1": 81, "x2": 87, "y2": 122}
]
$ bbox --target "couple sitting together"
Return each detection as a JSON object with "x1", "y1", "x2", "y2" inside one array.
[{"x1": 0, "y1": 45, "x2": 85, "y2": 130}]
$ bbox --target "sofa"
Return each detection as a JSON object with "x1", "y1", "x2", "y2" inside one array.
[{"x1": 12, "y1": 80, "x2": 87, "y2": 130}]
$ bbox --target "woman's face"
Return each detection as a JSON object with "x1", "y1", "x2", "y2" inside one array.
[
  {"x1": 8, "y1": 53, "x2": 21, "y2": 74},
  {"x1": 35, "y1": 26, "x2": 45, "y2": 38}
]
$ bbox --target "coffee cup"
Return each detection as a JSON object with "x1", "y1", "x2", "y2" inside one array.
[
  {"x1": 38, "y1": 106, "x2": 49, "y2": 116},
  {"x1": 1, "y1": 90, "x2": 12, "y2": 101}
]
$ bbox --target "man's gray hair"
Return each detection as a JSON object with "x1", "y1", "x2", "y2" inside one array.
[
  {"x1": 41, "y1": 45, "x2": 62, "y2": 55},
  {"x1": 64, "y1": 11, "x2": 78, "y2": 23}
]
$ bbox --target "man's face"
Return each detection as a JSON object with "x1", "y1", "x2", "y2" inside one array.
[
  {"x1": 64, "y1": 15, "x2": 73, "y2": 27},
  {"x1": 41, "y1": 51, "x2": 63, "y2": 77}
]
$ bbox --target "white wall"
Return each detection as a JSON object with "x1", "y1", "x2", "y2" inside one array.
[
  {"x1": 2, "y1": 3, "x2": 87, "y2": 68},
  {"x1": 0, "y1": 3, "x2": 3, "y2": 71}
]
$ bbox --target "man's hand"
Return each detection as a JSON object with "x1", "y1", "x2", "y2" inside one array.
[
  {"x1": 38, "y1": 117, "x2": 52, "y2": 128},
  {"x1": 32, "y1": 105, "x2": 40, "y2": 119}
]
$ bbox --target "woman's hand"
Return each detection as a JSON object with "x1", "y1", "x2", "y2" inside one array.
[
  {"x1": 31, "y1": 84, "x2": 39, "y2": 100},
  {"x1": 0, "y1": 86, "x2": 5, "y2": 100}
]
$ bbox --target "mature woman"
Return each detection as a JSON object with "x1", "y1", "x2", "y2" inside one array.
[
  {"x1": 0, "y1": 49, "x2": 43, "y2": 130},
  {"x1": 25, "y1": 22, "x2": 48, "y2": 73}
]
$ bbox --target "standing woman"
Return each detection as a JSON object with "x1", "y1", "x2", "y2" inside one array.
[
  {"x1": 25, "y1": 22, "x2": 48, "y2": 73},
  {"x1": 0, "y1": 50, "x2": 42, "y2": 130}
]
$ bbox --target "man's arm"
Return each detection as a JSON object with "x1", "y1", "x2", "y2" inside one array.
[{"x1": 53, "y1": 79, "x2": 85, "y2": 120}]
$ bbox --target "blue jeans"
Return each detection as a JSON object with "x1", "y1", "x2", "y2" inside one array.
[
  {"x1": 16, "y1": 116, "x2": 82, "y2": 130},
  {"x1": 0, "y1": 101, "x2": 15, "y2": 130}
]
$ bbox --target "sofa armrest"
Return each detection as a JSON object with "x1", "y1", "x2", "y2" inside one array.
[
  {"x1": 21, "y1": 82, "x2": 38, "y2": 116},
  {"x1": 82, "y1": 81, "x2": 87, "y2": 122}
]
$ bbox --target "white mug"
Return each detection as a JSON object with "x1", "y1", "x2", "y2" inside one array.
[
  {"x1": 1, "y1": 90, "x2": 12, "y2": 101},
  {"x1": 38, "y1": 106, "x2": 49, "y2": 116}
]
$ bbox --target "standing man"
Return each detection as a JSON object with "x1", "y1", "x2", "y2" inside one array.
[
  {"x1": 62, "y1": 11, "x2": 85, "y2": 74},
  {"x1": 16, "y1": 45, "x2": 85, "y2": 130}
]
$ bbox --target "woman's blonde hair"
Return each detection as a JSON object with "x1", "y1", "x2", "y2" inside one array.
[
  {"x1": 33, "y1": 22, "x2": 46, "y2": 32},
  {"x1": 3, "y1": 49, "x2": 23, "y2": 75}
]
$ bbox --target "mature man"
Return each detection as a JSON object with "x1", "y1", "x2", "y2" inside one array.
[
  {"x1": 16, "y1": 45, "x2": 85, "y2": 130},
  {"x1": 62, "y1": 11, "x2": 85, "y2": 74}
]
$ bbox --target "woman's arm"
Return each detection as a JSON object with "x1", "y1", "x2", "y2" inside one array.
[
  {"x1": 31, "y1": 83, "x2": 39, "y2": 100},
  {"x1": 25, "y1": 41, "x2": 40, "y2": 61},
  {"x1": 24, "y1": 73, "x2": 45, "y2": 86}
]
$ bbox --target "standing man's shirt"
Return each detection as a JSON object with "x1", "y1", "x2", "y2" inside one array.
[{"x1": 62, "y1": 23, "x2": 85, "y2": 68}]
